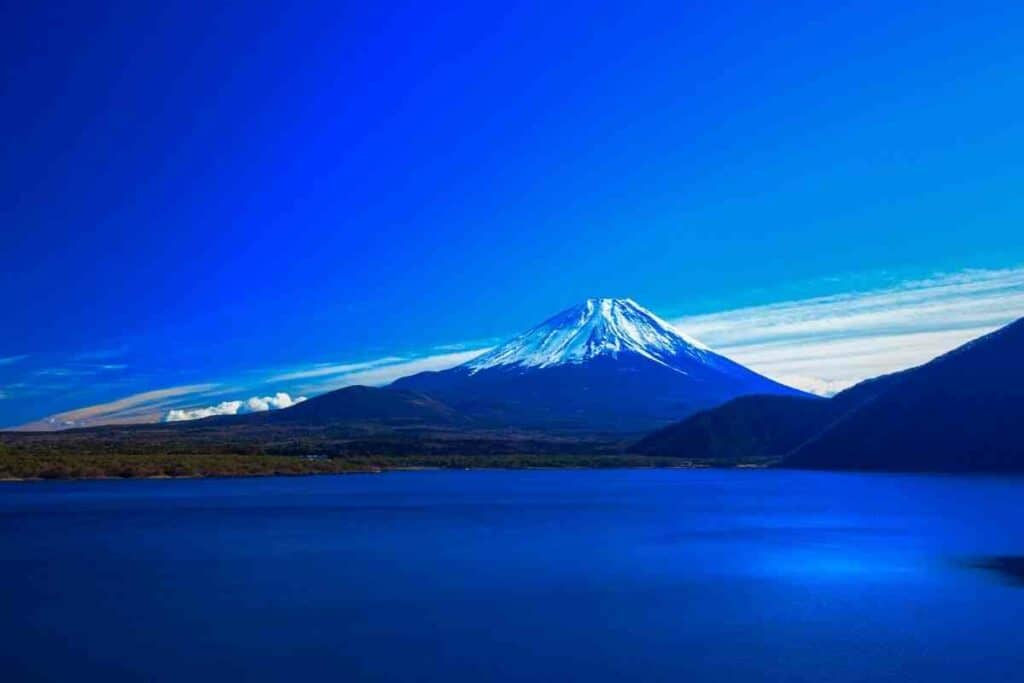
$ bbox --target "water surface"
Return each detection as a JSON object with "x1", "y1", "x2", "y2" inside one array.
[{"x1": 3, "y1": 470, "x2": 1024, "y2": 681}]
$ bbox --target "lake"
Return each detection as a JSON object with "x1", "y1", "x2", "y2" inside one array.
[{"x1": 3, "y1": 469, "x2": 1024, "y2": 681}]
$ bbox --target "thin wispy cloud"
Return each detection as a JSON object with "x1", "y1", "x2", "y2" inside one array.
[
  {"x1": 32, "y1": 364, "x2": 129, "y2": 379},
  {"x1": 32, "y1": 368, "x2": 78, "y2": 378},
  {"x1": 270, "y1": 357, "x2": 405, "y2": 382},
  {"x1": 291, "y1": 349, "x2": 489, "y2": 395},
  {"x1": 674, "y1": 267, "x2": 1024, "y2": 394},
  {"x1": 0, "y1": 355, "x2": 29, "y2": 366},
  {"x1": 74, "y1": 346, "x2": 129, "y2": 361},
  {"x1": 17, "y1": 384, "x2": 218, "y2": 431},
  {"x1": 430, "y1": 339, "x2": 502, "y2": 353}
]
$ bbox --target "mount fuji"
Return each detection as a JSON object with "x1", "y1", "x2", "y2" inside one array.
[{"x1": 392, "y1": 298, "x2": 810, "y2": 431}]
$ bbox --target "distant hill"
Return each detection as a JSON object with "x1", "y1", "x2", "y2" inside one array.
[
  {"x1": 393, "y1": 298, "x2": 808, "y2": 431},
  {"x1": 632, "y1": 394, "x2": 831, "y2": 460},
  {"x1": 632, "y1": 371, "x2": 901, "y2": 459},
  {"x1": 635, "y1": 318, "x2": 1024, "y2": 472},
  {"x1": 224, "y1": 385, "x2": 462, "y2": 427},
  {"x1": 0, "y1": 384, "x2": 628, "y2": 460}
]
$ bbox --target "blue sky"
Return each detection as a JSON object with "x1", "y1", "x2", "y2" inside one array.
[{"x1": 3, "y1": 2, "x2": 1024, "y2": 428}]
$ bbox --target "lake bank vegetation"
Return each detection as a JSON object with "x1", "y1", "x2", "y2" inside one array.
[{"x1": 0, "y1": 443, "x2": 722, "y2": 481}]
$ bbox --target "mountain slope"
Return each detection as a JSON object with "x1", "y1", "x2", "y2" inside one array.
[
  {"x1": 632, "y1": 371, "x2": 904, "y2": 459},
  {"x1": 785, "y1": 317, "x2": 1024, "y2": 471},
  {"x1": 634, "y1": 317, "x2": 1024, "y2": 471},
  {"x1": 631, "y1": 394, "x2": 830, "y2": 460},
  {"x1": 392, "y1": 298, "x2": 808, "y2": 431},
  {"x1": 230, "y1": 385, "x2": 462, "y2": 427}
]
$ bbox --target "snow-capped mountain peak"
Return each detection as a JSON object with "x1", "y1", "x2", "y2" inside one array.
[
  {"x1": 392, "y1": 297, "x2": 808, "y2": 431},
  {"x1": 465, "y1": 298, "x2": 710, "y2": 372}
]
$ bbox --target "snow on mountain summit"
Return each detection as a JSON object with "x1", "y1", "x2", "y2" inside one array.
[
  {"x1": 465, "y1": 298, "x2": 711, "y2": 372},
  {"x1": 392, "y1": 297, "x2": 809, "y2": 431}
]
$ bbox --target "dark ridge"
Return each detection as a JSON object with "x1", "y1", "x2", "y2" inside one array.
[
  {"x1": 632, "y1": 317, "x2": 1024, "y2": 471},
  {"x1": 631, "y1": 394, "x2": 829, "y2": 459},
  {"x1": 630, "y1": 365, "x2": 904, "y2": 460},
  {"x1": 785, "y1": 317, "x2": 1024, "y2": 471}
]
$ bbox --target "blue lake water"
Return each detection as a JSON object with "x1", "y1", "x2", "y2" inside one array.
[{"x1": 3, "y1": 469, "x2": 1024, "y2": 681}]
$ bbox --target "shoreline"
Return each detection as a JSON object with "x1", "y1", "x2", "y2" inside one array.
[
  {"x1": 0, "y1": 456, "x2": 755, "y2": 483},
  {"x1": 6, "y1": 463, "x2": 1023, "y2": 483}
]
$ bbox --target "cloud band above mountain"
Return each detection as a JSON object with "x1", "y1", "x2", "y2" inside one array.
[{"x1": 673, "y1": 267, "x2": 1024, "y2": 394}]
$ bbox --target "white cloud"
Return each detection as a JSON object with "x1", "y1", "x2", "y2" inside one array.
[
  {"x1": 163, "y1": 392, "x2": 307, "y2": 422},
  {"x1": 0, "y1": 355, "x2": 28, "y2": 366},
  {"x1": 241, "y1": 393, "x2": 305, "y2": 412},
  {"x1": 673, "y1": 267, "x2": 1024, "y2": 394}
]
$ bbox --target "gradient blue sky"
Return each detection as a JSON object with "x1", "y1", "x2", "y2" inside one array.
[{"x1": 3, "y1": 1, "x2": 1024, "y2": 428}]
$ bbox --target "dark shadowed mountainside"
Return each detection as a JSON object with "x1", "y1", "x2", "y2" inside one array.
[
  {"x1": 632, "y1": 371, "x2": 902, "y2": 460},
  {"x1": 631, "y1": 394, "x2": 831, "y2": 459},
  {"x1": 786, "y1": 318, "x2": 1024, "y2": 471},
  {"x1": 635, "y1": 317, "x2": 1024, "y2": 472}
]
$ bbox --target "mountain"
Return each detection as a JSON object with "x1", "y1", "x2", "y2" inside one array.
[
  {"x1": 632, "y1": 373, "x2": 900, "y2": 459},
  {"x1": 785, "y1": 317, "x2": 1024, "y2": 471},
  {"x1": 631, "y1": 394, "x2": 830, "y2": 460},
  {"x1": 216, "y1": 385, "x2": 463, "y2": 427},
  {"x1": 392, "y1": 298, "x2": 808, "y2": 431},
  {"x1": 636, "y1": 317, "x2": 1024, "y2": 472}
]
